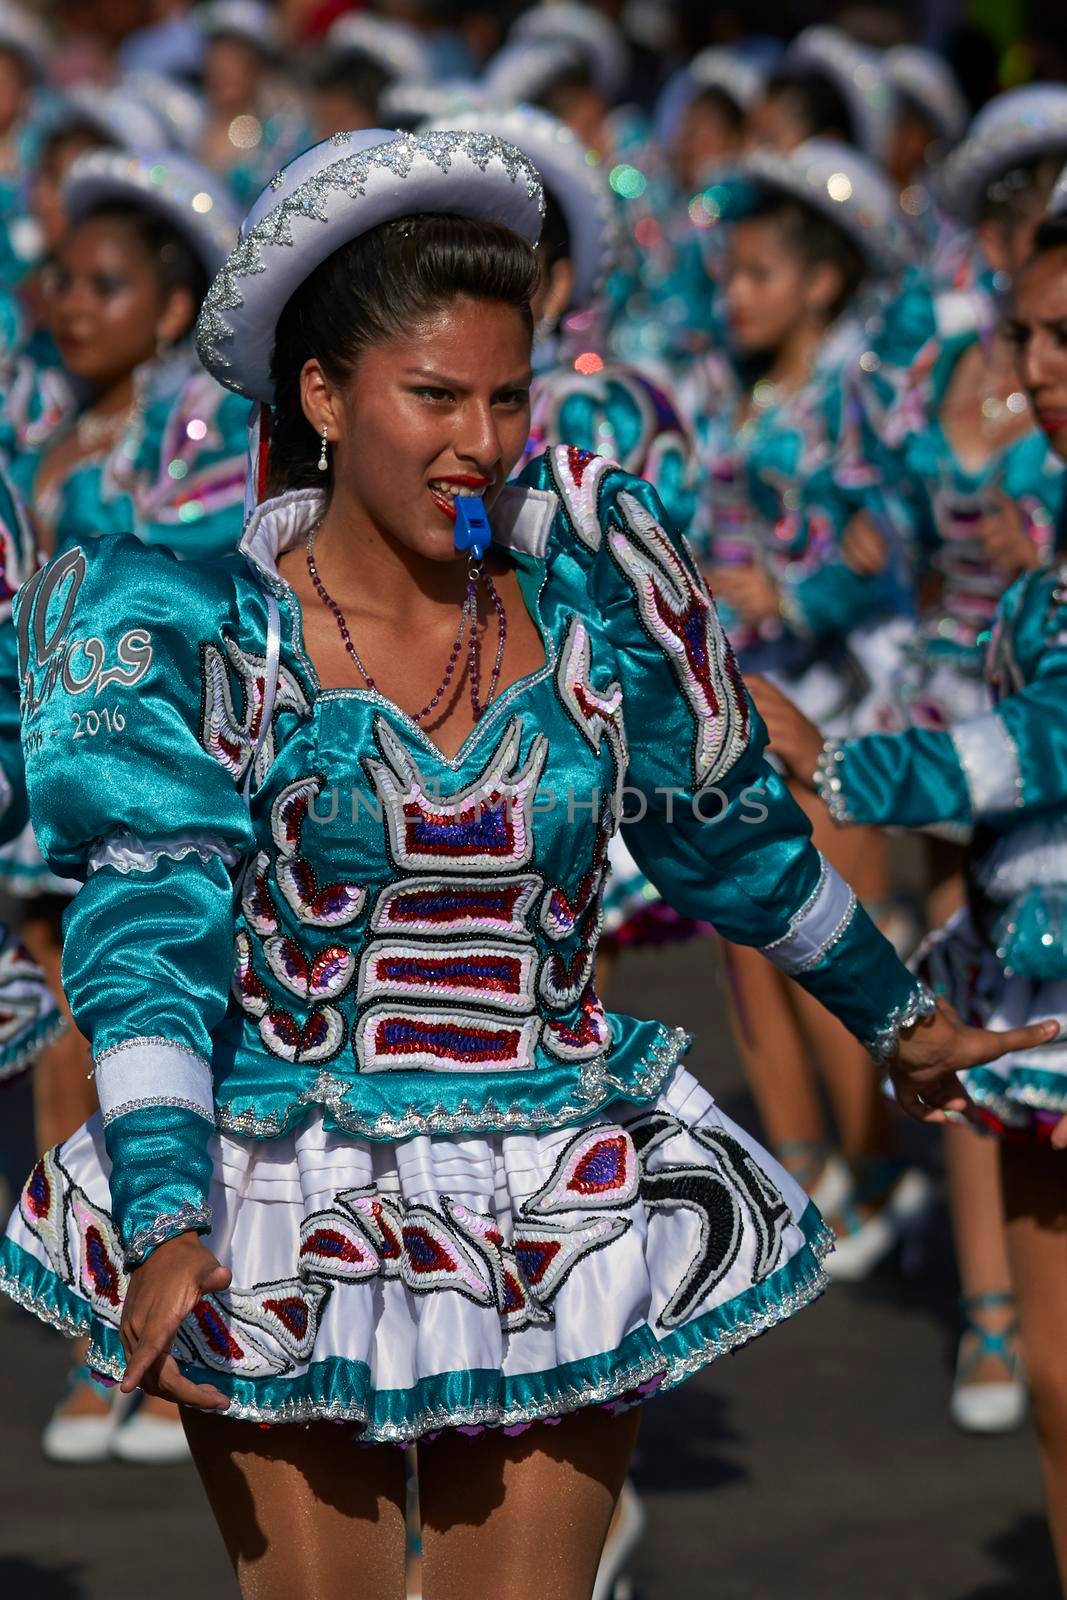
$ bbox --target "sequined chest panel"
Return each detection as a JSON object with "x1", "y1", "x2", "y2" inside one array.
[{"x1": 224, "y1": 624, "x2": 626, "y2": 1088}]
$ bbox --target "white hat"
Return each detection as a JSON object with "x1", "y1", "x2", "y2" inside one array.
[
  {"x1": 63, "y1": 150, "x2": 241, "y2": 281},
  {"x1": 381, "y1": 81, "x2": 487, "y2": 131},
  {"x1": 198, "y1": 0, "x2": 278, "y2": 55},
  {"x1": 787, "y1": 25, "x2": 895, "y2": 163},
  {"x1": 738, "y1": 138, "x2": 908, "y2": 276},
  {"x1": 510, "y1": 3, "x2": 628, "y2": 102},
  {"x1": 426, "y1": 105, "x2": 611, "y2": 310},
  {"x1": 325, "y1": 14, "x2": 432, "y2": 86},
  {"x1": 482, "y1": 38, "x2": 583, "y2": 109},
  {"x1": 56, "y1": 85, "x2": 170, "y2": 153},
  {"x1": 123, "y1": 73, "x2": 207, "y2": 154},
  {"x1": 688, "y1": 47, "x2": 764, "y2": 115},
  {"x1": 884, "y1": 46, "x2": 968, "y2": 146},
  {"x1": 196, "y1": 128, "x2": 544, "y2": 404},
  {"x1": 938, "y1": 85, "x2": 1067, "y2": 223},
  {"x1": 0, "y1": 1, "x2": 49, "y2": 81}
]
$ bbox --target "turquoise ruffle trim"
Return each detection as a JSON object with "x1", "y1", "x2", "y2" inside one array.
[{"x1": 0, "y1": 1203, "x2": 832, "y2": 1444}]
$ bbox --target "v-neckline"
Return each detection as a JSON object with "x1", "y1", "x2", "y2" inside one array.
[{"x1": 278, "y1": 545, "x2": 555, "y2": 771}]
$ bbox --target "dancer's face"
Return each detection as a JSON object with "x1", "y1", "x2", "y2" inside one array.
[
  {"x1": 301, "y1": 295, "x2": 533, "y2": 564},
  {"x1": 50, "y1": 217, "x2": 194, "y2": 388},
  {"x1": 1010, "y1": 246, "x2": 1067, "y2": 461},
  {"x1": 726, "y1": 216, "x2": 841, "y2": 354}
]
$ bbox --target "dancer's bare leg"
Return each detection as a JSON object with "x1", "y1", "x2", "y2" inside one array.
[
  {"x1": 1001, "y1": 1142, "x2": 1067, "y2": 1587},
  {"x1": 788, "y1": 788, "x2": 896, "y2": 1175},
  {"x1": 419, "y1": 1405, "x2": 640, "y2": 1600},
  {"x1": 719, "y1": 940, "x2": 829, "y2": 1179},
  {"x1": 946, "y1": 1124, "x2": 1017, "y2": 1383},
  {"x1": 182, "y1": 1410, "x2": 408, "y2": 1599}
]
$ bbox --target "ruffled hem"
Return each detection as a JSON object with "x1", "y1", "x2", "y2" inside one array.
[
  {"x1": 0, "y1": 1010, "x2": 66, "y2": 1085},
  {"x1": 0, "y1": 1209, "x2": 832, "y2": 1443},
  {"x1": 916, "y1": 907, "x2": 1067, "y2": 1136},
  {"x1": 2, "y1": 1067, "x2": 832, "y2": 1441}
]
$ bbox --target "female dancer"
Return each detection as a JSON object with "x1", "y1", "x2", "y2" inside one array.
[
  {"x1": 197, "y1": 0, "x2": 310, "y2": 208},
  {"x1": 0, "y1": 128, "x2": 1049, "y2": 1600},
  {"x1": 839, "y1": 85, "x2": 1067, "y2": 1430},
  {"x1": 1, "y1": 147, "x2": 247, "y2": 1464},
  {"x1": 749, "y1": 195, "x2": 1067, "y2": 1584},
  {"x1": 687, "y1": 138, "x2": 926, "y2": 1269}
]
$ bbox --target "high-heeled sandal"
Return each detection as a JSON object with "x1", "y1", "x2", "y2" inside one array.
[
  {"x1": 776, "y1": 1140, "x2": 852, "y2": 1216},
  {"x1": 823, "y1": 1157, "x2": 934, "y2": 1282},
  {"x1": 950, "y1": 1291, "x2": 1027, "y2": 1434}
]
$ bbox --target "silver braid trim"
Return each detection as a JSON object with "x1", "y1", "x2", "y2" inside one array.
[
  {"x1": 812, "y1": 738, "x2": 853, "y2": 823},
  {"x1": 865, "y1": 983, "x2": 938, "y2": 1064}
]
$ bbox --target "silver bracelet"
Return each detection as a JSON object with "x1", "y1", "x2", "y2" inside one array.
[{"x1": 812, "y1": 738, "x2": 852, "y2": 823}]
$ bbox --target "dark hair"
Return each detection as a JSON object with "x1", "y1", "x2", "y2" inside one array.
[
  {"x1": 746, "y1": 192, "x2": 867, "y2": 322},
  {"x1": 268, "y1": 211, "x2": 538, "y2": 495},
  {"x1": 979, "y1": 155, "x2": 1064, "y2": 229},
  {"x1": 763, "y1": 69, "x2": 856, "y2": 146},
  {"x1": 539, "y1": 186, "x2": 571, "y2": 274},
  {"x1": 75, "y1": 201, "x2": 209, "y2": 320},
  {"x1": 1031, "y1": 214, "x2": 1067, "y2": 258},
  {"x1": 689, "y1": 84, "x2": 746, "y2": 134},
  {"x1": 308, "y1": 48, "x2": 392, "y2": 122}
]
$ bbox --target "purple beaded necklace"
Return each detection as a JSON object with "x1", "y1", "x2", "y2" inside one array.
[{"x1": 305, "y1": 523, "x2": 508, "y2": 724}]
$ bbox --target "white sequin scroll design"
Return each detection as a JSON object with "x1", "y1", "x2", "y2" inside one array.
[
  {"x1": 555, "y1": 615, "x2": 627, "y2": 817},
  {"x1": 547, "y1": 442, "x2": 617, "y2": 551},
  {"x1": 200, "y1": 636, "x2": 309, "y2": 785},
  {"x1": 608, "y1": 493, "x2": 750, "y2": 790},
  {"x1": 366, "y1": 715, "x2": 548, "y2": 873}
]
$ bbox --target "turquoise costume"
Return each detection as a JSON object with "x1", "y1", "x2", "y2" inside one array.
[
  {"x1": 864, "y1": 317, "x2": 1065, "y2": 731},
  {"x1": 0, "y1": 351, "x2": 248, "y2": 899},
  {"x1": 688, "y1": 320, "x2": 909, "y2": 733},
  {"x1": 815, "y1": 559, "x2": 1067, "y2": 1135},
  {"x1": 1, "y1": 450, "x2": 933, "y2": 1438},
  {"x1": 0, "y1": 459, "x2": 64, "y2": 1078}
]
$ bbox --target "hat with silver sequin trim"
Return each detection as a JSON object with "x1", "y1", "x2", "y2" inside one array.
[
  {"x1": 729, "y1": 138, "x2": 908, "y2": 277},
  {"x1": 425, "y1": 105, "x2": 611, "y2": 311},
  {"x1": 688, "y1": 47, "x2": 764, "y2": 115},
  {"x1": 786, "y1": 26, "x2": 895, "y2": 164},
  {"x1": 325, "y1": 13, "x2": 433, "y2": 86},
  {"x1": 195, "y1": 128, "x2": 545, "y2": 404},
  {"x1": 64, "y1": 150, "x2": 241, "y2": 281},
  {"x1": 884, "y1": 46, "x2": 968, "y2": 147},
  {"x1": 938, "y1": 84, "x2": 1067, "y2": 224},
  {"x1": 0, "y1": 1, "x2": 49, "y2": 81},
  {"x1": 509, "y1": 2, "x2": 628, "y2": 102}
]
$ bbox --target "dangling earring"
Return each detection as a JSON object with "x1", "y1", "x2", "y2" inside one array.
[{"x1": 318, "y1": 423, "x2": 329, "y2": 473}]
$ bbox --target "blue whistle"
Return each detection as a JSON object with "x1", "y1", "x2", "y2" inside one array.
[{"x1": 454, "y1": 495, "x2": 492, "y2": 560}]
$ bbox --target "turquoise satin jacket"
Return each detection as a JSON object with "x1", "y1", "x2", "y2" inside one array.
[
  {"x1": 817, "y1": 561, "x2": 1067, "y2": 981},
  {"x1": 17, "y1": 450, "x2": 931, "y2": 1267}
]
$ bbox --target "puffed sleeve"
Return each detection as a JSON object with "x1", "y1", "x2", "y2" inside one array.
[
  {"x1": 815, "y1": 567, "x2": 1067, "y2": 828},
  {"x1": 16, "y1": 538, "x2": 258, "y2": 1265},
  {"x1": 584, "y1": 465, "x2": 933, "y2": 1058}
]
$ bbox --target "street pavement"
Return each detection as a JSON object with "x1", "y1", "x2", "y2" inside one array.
[{"x1": 0, "y1": 936, "x2": 1060, "y2": 1599}]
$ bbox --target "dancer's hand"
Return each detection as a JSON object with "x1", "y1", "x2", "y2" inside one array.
[
  {"x1": 120, "y1": 1231, "x2": 231, "y2": 1409},
  {"x1": 842, "y1": 512, "x2": 889, "y2": 576},
  {"x1": 979, "y1": 493, "x2": 1042, "y2": 581},
  {"x1": 746, "y1": 675, "x2": 825, "y2": 789},
  {"x1": 888, "y1": 996, "x2": 1059, "y2": 1125},
  {"x1": 709, "y1": 564, "x2": 781, "y2": 625}
]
